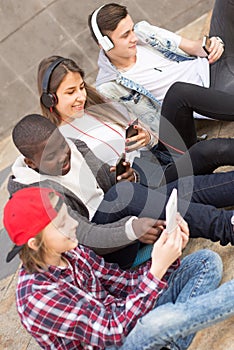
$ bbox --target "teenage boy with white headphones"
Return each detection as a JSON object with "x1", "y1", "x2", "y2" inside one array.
[{"x1": 88, "y1": 1, "x2": 233, "y2": 131}]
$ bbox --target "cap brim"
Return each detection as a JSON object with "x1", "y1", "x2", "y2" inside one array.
[{"x1": 6, "y1": 245, "x2": 24, "y2": 263}]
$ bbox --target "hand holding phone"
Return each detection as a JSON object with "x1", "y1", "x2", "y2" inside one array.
[
  {"x1": 202, "y1": 35, "x2": 211, "y2": 56},
  {"x1": 115, "y1": 153, "x2": 126, "y2": 182},
  {"x1": 166, "y1": 188, "x2": 178, "y2": 234}
]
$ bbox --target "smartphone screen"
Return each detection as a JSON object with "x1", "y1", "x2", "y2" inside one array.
[
  {"x1": 166, "y1": 188, "x2": 177, "y2": 234},
  {"x1": 126, "y1": 118, "x2": 138, "y2": 139},
  {"x1": 115, "y1": 153, "x2": 126, "y2": 182}
]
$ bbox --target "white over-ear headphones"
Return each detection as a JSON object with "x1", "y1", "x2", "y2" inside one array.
[{"x1": 91, "y1": 5, "x2": 114, "y2": 51}]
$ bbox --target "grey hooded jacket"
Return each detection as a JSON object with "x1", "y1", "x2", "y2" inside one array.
[{"x1": 7, "y1": 139, "x2": 138, "y2": 256}]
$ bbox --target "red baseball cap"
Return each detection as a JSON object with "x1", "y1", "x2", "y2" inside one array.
[{"x1": 4, "y1": 187, "x2": 64, "y2": 262}]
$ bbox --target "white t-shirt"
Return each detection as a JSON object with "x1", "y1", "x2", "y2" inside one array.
[
  {"x1": 59, "y1": 113, "x2": 140, "y2": 166},
  {"x1": 122, "y1": 45, "x2": 210, "y2": 118}
]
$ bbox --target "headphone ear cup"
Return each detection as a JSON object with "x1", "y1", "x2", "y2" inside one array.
[
  {"x1": 41, "y1": 92, "x2": 58, "y2": 109},
  {"x1": 99, "y1": 35, "x2": 114, "y2": 51},
  {"x1": 91, "y1": 6, "x2": 114, "y2": 52}
]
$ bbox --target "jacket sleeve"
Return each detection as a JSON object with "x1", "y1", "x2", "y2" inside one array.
[
  {"x1": 88, "y1": 248, "x2": 179, "y2": 298},
  {"x1": 7, "y1": 175, "x2": 135, "y2": 252},
  {"x1": 71, "y1": 208, "x2": 137, "y2": 253},
  {"x1": 135, "y1": 20, "x2": 193, "y2": 58},
  {"x1": 73, "y1": 138, "x2": 116, "y2": 191}
]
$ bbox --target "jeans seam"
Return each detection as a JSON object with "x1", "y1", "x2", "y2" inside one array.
[
  {"x1": 188, "y1": 258, "x2": 209, "y2": 298},
  {"x1": 179, "y1": 178, "x2": 234, "y2": 200}
]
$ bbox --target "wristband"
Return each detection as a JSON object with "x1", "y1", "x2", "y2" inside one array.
[
  {"x1": 147, "y1": 133, "x2": 158, "y2": 149},
  {"x1": 133, "y1": 171, "x2": 137, "y2": 183},
  {"x1": 216, "y1": 36, "x2": 224, "y2": 47},
  {"x1": 133, "y1": 171, "x2": 140, "y2": 183},
  {"x1": 125, "y1": 216, "x2": 138, "y2": 240}
]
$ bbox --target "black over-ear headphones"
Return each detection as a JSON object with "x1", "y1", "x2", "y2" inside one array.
[
  {"x1": 91, "y1": 5, "x2": 114, "y2": 52},
  {"x1": 40, "y1": 57, "x2": 65, "y2": 109}
]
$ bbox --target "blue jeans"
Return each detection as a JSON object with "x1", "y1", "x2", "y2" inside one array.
[
  {"x1": 93, "y1": 172, "x2": 234, "y2": 247},
  {"x1": 92, "y1": 172, "x2": 234, "y2": 268},
  {"x1": 108, "y1": 250, "x2": 234, "y2": 350}
]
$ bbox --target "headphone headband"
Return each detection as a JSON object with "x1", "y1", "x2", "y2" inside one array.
[
  {"x1": 41, "y1": 57, "x2": 65, "y2": 109},
  {"x1": 91, "y1": 5, "x2": 114, "y2": 51},
  {"x1": 41, "y1": 57, "x2": 65, "y2": 93}
]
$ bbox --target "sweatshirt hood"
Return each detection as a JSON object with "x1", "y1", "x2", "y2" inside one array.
[
  {"x1": 11, "y1": 155, "x2": 41, "y2": 185},
  {"x1": 96, "y1": 49, "x2": 120, "y2": 87}
]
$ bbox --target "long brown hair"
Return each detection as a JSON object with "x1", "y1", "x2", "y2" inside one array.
[{"x1": 37, "y1": 55, "x2": 128, "y2": 127}]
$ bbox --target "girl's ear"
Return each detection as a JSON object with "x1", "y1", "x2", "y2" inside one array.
[
  {"x1": 24, "y1": 157, "x2": 37, "y2": 170},
  {"x1": 27, "y1": 237, "x2": 39, "y2": 251}
]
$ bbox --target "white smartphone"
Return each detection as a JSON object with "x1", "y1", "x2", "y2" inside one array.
[{"x1": 166, "y1": 188, "x2": 178, "y2": 234}]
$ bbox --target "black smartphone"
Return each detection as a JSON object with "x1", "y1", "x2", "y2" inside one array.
[
  {"x1": 126, "y1": 118, "x2": 138, "y2": 139},
  {"x1": 202, "y1": 35, "x2": 211, "y2": 55},
  {"x1": 115, "y1": 153, "x2": 126, "y2": 182}
]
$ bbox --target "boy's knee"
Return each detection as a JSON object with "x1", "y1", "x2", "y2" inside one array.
[
  {"x1": 166, "y1": 82, "x2": 185, "y2": 98},
  {"x1": 197, "y1": 249, "x2": 223, "y2": 277},
  {"x1": 164, "y1": 82, "x2": 191, "y2": 107}
]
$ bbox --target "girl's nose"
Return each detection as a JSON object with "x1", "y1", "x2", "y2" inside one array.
[{"x1": 75, "y1": 92, "x2": 84, "y2": 101}]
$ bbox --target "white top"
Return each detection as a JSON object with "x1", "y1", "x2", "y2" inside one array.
[
  {"x1": 122, "y1": 45, "x2": 210, "y2": 118},
  {"x1": 12, "y1": 140, "x2": 104, "y2": 220},
  {"x1": 59, "y1": 113, "x2": 140, "y2": 166}
]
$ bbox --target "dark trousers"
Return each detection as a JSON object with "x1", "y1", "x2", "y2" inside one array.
[
  {"x1": 93, "y1": 171, "x2": 234, "y2": 247},
  {"x1": 209, "y1": 0, "x2": 234, "y2": 93},
  {"x1": 155, "y1": 0, "x2": 234, "y2": 183},
  {"x1": 158, "y1": 81, "x2": 234, "y2": 183}
]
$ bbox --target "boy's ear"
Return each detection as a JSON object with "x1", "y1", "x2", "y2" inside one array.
[
  {"x1": 27, "y1": 237, "x2": 39, "y2": 251},
  {"x1": 24, "y1": 157, "x2": 37, "y2": 170}
]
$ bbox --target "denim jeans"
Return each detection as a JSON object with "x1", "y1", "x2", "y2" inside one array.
[
  {"x1": 101, "y1": 166, "x2": 234, "y2": 269},
  {"x1": 107, "y1": 250, "x2": 234, "y2": 350},
  {"x1": 93, "y1": 171, "x2": 234, "y2": 250}
]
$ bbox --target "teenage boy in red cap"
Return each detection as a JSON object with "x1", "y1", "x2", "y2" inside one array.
[{"x1": 4, "y1": 187, "x2": 234, "y2": 350}]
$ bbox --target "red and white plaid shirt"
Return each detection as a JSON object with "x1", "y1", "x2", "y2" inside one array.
[{"x1": 16, "y1": 245, "x2": 179, "y2": 349}]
